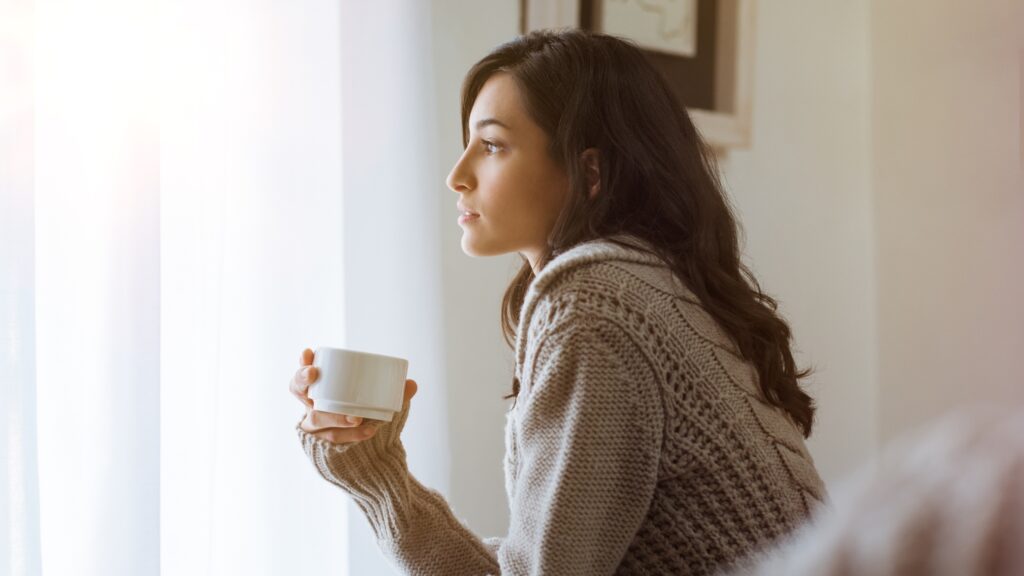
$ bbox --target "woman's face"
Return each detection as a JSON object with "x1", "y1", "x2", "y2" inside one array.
[{"x1": 446, "y1": 72, "x2": 571, "y2": 270}]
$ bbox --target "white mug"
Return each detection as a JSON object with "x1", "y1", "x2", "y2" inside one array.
[{"x1": 308, "y1": 347, "x2": 409, "y2": 422}]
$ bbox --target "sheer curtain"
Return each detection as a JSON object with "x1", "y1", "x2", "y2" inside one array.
[
  {"x1": 2, "y1": 1, "x2": 159, "y2": 573},
  {"x1": 1, "y1": 3, "x2": 40, "y2": 574},
  {"x1": 1, "y1": 0, "x2": 447, "y2": 574}
]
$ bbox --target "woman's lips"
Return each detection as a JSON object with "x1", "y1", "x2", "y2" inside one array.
[{"x1": 458, "y1": 213, "x2": 480, "y2": 225}]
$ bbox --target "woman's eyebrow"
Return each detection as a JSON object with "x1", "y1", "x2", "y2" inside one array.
[{"x1": 474, "y1": 117, "x2": 512, "y2": 131}]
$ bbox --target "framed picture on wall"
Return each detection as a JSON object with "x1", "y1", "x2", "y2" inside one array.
[{"x1": 520, "y1": 0, "x2": 756, "y2": 151}]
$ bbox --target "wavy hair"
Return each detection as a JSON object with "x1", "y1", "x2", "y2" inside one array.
[{"x1": 459, "y1": 29, "x2": 816, "y2": 436}]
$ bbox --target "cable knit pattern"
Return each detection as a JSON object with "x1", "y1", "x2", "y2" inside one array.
[{"x1": 296, "y1": 233, "x2": 827, "y2": 575}]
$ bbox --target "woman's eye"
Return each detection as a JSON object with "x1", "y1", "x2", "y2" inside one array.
[{"x1": 482, "y1": 140, "x2": 501, "y2": 155}]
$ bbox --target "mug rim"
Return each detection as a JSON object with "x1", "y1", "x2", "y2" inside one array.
[{"x1": 314, "y1": 346, "x2": 407, "y2": 365}]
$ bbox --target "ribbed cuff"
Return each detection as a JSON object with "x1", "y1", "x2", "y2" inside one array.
[
  {"x1": 296, "y1": 419, "x2": 501, "y2": 575},
  {"x1": 296, "y1": 419, "x2": 413, "y2": 542}
]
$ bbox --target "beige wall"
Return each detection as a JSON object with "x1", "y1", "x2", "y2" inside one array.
[
  {"x1": 721, "y1": 0, "x2": 877, "y2": 484},
  {"x1": 871, "y1": 0, "x2": 1024, "y2": 442}
]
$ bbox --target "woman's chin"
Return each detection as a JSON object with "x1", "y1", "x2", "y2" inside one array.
[
  {"x1": 460, "y1": 233, "x2": 503, "y2": 258},
  {"x1": 460, "y1": 235, "x2": 486, "y2": 257}
]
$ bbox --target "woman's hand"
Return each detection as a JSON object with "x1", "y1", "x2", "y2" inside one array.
[{"x1": 291, "y1": 347, "x2": 417, "y2": 444}]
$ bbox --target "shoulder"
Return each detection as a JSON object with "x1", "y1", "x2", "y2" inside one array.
[{"x1": 513, "y1": 234, "x2": 744, "y2": 379}]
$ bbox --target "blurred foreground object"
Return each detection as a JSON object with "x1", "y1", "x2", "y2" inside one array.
[{"x1": 729, "y1": 403, "x2": 1024, "y2": 576}]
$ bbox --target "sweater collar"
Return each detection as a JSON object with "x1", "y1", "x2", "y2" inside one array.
[{"x1": 514, "y1": 233, "x2": 666, "y2": 378}]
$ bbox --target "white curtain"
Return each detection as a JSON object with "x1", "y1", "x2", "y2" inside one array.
[
  {"x1": 1, "y1": 0, "x2": 447, "y2": 574},
  {"x1": 1, "y1": 4, "x2": 40, "y2": 575}
]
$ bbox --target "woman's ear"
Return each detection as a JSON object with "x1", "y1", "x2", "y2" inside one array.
[{"x1": 581, "y1": 148, "x2": 600, "y2": 199}]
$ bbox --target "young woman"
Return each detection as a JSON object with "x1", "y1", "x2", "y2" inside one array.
[{"x1": 290, "y1": 29, "x2": 826, "y2": 576}]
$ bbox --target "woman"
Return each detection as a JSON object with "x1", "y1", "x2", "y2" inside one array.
[{"x1": 290, "y1": 29, "x2": 826, "y2": 576}]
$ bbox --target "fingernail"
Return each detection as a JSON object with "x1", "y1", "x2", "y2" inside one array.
[
  {"x1": 302, "y1": 367, "x2": 312, "y2": 380},
  {"x1": 345, "y1": 415, "x2": 361, "y2": 425}
]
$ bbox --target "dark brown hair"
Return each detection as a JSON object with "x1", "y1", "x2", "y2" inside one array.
[{"x1": 459, "y1": 29, "x2": 815, "y2": 436}]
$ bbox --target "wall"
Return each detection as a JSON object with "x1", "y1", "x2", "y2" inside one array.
[
  {"x1": 721, "y1": 0, "x2": 877, "y2": 484},
  {"x1": 870, "y1": 0, "x2": 1024, "y2": 442}
]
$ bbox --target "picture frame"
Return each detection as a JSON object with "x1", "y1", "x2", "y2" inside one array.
[{"x1": 521, "y1": 0, "x2": 756, "y2": 151}]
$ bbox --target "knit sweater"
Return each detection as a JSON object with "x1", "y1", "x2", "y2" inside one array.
[{"x1": 296, "y1": 234, "x2": 827, "y2": 575}]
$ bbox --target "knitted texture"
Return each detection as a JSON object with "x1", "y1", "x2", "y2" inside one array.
[{"x1": 296, "y1": 234, "x2": 827, "y2": 575}]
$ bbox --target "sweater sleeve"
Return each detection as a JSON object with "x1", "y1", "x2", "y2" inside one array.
[
  {"x1": 499, "y1": 318, "x2": 664, "y2": 574},
  {"x1": 295, "y1": 400, "x2": 501, "y2": 575},
  {"x1": 296, "y1": 318, "x2": 662, "y2": 575}
]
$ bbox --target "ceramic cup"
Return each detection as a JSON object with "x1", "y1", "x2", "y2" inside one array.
[{"x1": 308, "y1": 347, "x2": 409, "y2": 422}]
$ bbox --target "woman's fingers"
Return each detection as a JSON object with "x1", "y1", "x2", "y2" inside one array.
[
  {"x1": 290, "y1": 348, "x2": 317, "y2": 407},
  {"x1": 305, "y1": 408, "x2": 365, "y2": 429},
  {"x1": 289, "y1": 365, "x2": 318, "y2": 406},
  {"x1": 404, "y1": 379, "x2": 418, "y2": 402},
  {"x1": 301, "y1": 408, "x2": 379, "y2": 442},
  {"x1": 309, "y1": 423, "x2": 379, "y2": 444}
]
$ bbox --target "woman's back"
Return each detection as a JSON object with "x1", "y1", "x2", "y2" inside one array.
[{"x1": 507, "y1": 234, "x2": 826, "y2": 575}]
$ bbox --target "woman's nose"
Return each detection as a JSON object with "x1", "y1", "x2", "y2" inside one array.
[
  {"x1": 446, "y1": 152, "x2": 473, "y2": 193},
  {"x1": 445, "y1": 169, "x2": 461, "y2": 192}
]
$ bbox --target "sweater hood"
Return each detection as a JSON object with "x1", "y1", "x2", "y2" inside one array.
[{"x1": 514, "y1": 233, "x2": 667, "y2": 379}]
